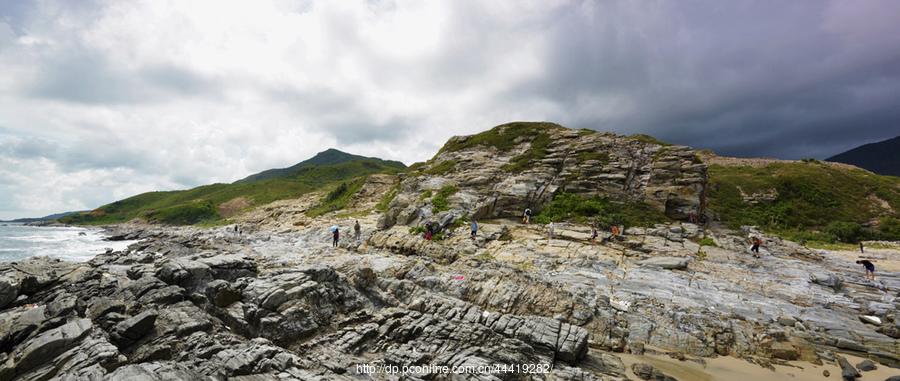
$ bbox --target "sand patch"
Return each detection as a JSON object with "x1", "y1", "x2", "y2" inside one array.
[{"x1": 617, "y1": 352, "x2": 899, "y2": 381}]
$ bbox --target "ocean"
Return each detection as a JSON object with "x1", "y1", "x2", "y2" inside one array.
[{"x1": 0, "y1": 223, "x2": 136, "y2": 262}]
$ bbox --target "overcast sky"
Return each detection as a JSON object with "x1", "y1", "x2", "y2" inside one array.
[{"x1": 1, "y1": 1, "x2": 899, "y2": 219}]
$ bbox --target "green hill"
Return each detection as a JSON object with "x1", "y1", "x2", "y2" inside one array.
[
  {"x1": 236, "y1": 148, "x2": 405, "y2": 183},
  {"x1": 60, "y1": 149, "x2": 405, "y2": 225},
  {"x1": 706, "y1": 158, "x2": 900, "y2": 243}
]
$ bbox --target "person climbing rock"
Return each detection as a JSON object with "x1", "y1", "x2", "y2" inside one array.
[
  {"x1": 749, "y1": 236, "x2": 762, "y2": 258},
  {"x1": 470, "y1": 219, "x2": 478, "y2": 239},
  {"x1": 610, "y1": 224, "x2": 620, "y2": 239},
  {"x1": 332, "y1": 227, "x2": 340, "y2": 248},
  {"x1": 523, "y1": 208, "x2": 532, "y2": 224},
  {"x1": 354, "y1": 220, "x2": 361, "y2": 242},
  {"x1": 856, "y1": 260, "x2": 876, "y2": 281},
  {"x1": 424, "y1": 222, "x2": 433, "y2": 240},
  {"x1": 590, "y1": 223, "x2": 598, "y2": 243}
]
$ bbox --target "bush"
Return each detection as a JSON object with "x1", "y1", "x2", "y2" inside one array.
[
  {"x1": 306, "y1": 178, "x2": 365, "y2": 217},
  {"x1": 824, "y1": 221, "x2": 863, "y2": 243},
  {"x1": 533, "y1": 192, "x2": 668, "y2": 228},
  {"x1": 431, "y1": 185, "x2": 458, "y2": 212},
  {"x1": 876, "y1": 217, "x2": 900, "y2": 240},
  {"x1": 375, "y1": 184, "x2": 399, "y2": 212},
  {"x1": 424, "y1": 160, "x2": 457, "y2": 176},
  {"x1": 144, "y1": 201, "x2": 218, "y2": 225},
  {"x1": 697, "y1": 237, "x2": 716, "y2": 247}
]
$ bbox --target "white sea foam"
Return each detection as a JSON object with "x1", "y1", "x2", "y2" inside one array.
[{"x1": 0, "y1": 223, "x2": 137, "y2": 262}]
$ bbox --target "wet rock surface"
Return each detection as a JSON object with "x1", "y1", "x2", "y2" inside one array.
[{"x1": 0, "y1": 219, "x2": 897, "y2": 380}]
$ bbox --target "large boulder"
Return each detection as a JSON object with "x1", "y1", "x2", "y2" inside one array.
[
  {"x1": 381, "y1": 123, "x2": 708, "y2": 228},
  {"x1": 810, "y1": 272, "x2": 844, "y2": 291},
  {"x1": 631, "y1": 363, "x2": 679, "y2": 381},
  {"x1": 112, "y1": 310, "x2": 158, "y2": 347},
  {"x1": 0, "y1": 277, "x2": 17, "y2": 309},
  {"x1": 1, "y1": 318, "x2": 93, "y2": 376}
]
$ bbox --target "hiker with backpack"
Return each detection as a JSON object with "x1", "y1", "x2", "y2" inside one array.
[
  {"x1": 332, "y1": 227, "x2": 340, "y2": 248},
  {"x1": 749, "y1": 235, "x2": 762, "y2": 258},
  {"x1": 470, "y1": 219, "x2": 478, "y2": 239},
  {"x1": 354, "y1": 220, "x2": 361, "y2": 242},
  {"x1": 523, "y1": 208, "x2": 532, "y2": 224}
]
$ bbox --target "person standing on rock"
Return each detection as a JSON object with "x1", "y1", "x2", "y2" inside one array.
[
  {"x1": 859, "y1": 241, "x2": 864, "y2": 253},
  {"x1": 590, "y1": 223, "x2": 598, "y2": 243},
  {"x1": 856, "y1": 260, "x2": 876, "y2": 281},
  {"x1": 548, "y1": 221, "x2": 555, "y2": 240},
  {"x1": 354, "y1": 220, "x2": 361, "y2": 242},
  {"x1": 523, "y1": 208, "x2": 532, "y2": 224},
  {"x1": 470, "y1": 219, "x2": 478, "y2": 240},
  {"x1": 610, "y1": 224, "x2": 619, "y2": 239},
  {"x1": 332, "y1": 227, "x2": 340, "y2": 248}
]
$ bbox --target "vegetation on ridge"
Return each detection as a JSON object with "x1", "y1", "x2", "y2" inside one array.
[
  {"x1": 707, "y1": 161, "x2": 900, "y2": 243},
  {"x1": 437, "y1": 121, "x2": 564, "y2": 154},
  {"x1": 61, "y1": 150, "x2": 404, "y2": 225}
]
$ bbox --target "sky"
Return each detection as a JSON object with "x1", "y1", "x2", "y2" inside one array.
[{"x1": 1, "y1": 0, "x2": 899, "y2": 219}]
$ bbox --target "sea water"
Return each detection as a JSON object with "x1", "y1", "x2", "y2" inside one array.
[{"x1": 0, "y1": 223, "x2": 136, "y2": 262}]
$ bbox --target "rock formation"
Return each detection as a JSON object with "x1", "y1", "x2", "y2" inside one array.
[{"x1": 379, "y1": 122, "x2": 707, "y2": 229}]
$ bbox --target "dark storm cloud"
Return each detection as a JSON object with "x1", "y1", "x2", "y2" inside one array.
[{"x1": 507, "y1": 1, "x2": 900, "y2": 159}]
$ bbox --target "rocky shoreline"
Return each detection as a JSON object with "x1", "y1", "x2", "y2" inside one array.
[{"x1": 1, "y1": 219, "x2": 898, "y2": 380}]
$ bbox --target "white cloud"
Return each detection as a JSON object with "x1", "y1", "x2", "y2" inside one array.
[{"x1": 0, "y1": 0, "x2": 899, "y2": 219}]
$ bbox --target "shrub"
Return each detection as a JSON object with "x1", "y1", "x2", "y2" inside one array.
[
  {"x1": 697, "y1": 237, "x2": 716, "y2": 247},
  {"x1": 306, "y1": 178, "x2": 365, "y2": 217},
  {"x1": 502, "y1": 132, "x2": 552, "y2": 172},
  {"x1": 375, "y1": 184, "x2": 400, "y2": 212},
  {"x1": 144, "y1": 201, "x2": 218, "y2": 225},
  {"x1": 424, "y1": 160, "x2": 457, "y2": 176},
  {"x1": 533, "y1": 192, "x2": 668, "y2": 228},
  {"x1": 824, "y1": 221, "x2": 863, "y2": 243},
  {"x1": 431, "y1": 185, "x2": 458, "y2": 212}
]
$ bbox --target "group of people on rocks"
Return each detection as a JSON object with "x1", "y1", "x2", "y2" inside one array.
[
  {"x1": 330, "y1": 220, "x2": 362, "y2": 247},
  {"x1": 324, "y1": 210, "x2": 879, "y2": 283}
]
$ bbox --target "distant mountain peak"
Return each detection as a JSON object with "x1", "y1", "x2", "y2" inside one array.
[
  {"x1": 236, "y1": 148, "x2": 405, "y2": 183},
  {"x1": 826, "y1": 136, "x2": 900, "y2": 177}
]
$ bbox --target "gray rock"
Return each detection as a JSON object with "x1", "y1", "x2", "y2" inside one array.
[
  {"x1": 632, "y1": 363, "x2": 678, "y2": 381},
  {"x1": 112, "y1": 310, "x2": 158, "y2": 347},
  {"x1": 810, "y1": 272, "x2": 844, "y2": 291},
  {"x1": 638, "y1": 256, "x2": 691, "y2": 270},
  {"x1": 7, "y1": 318, "x2": 93, "y2": 375},
  {"x1": 856, "y1": 359, "x2": 876, "y2": 372},
  {"x1": 105, "y1": 362, "x2": 210, "y2": 381},
  {"x1": 205, "y1": 279, "x2": 242, "y2": 307},
  {"x1": 837, "y1": 355, "x2": 861, "y2": 380},
  {"x1": 87, "y1": 297, "x2": 126, "y2": 320},
  {"x1": 777, "y1": 315, "x2": 797, "y2": 326},
  {"x1": 0, "y1": 277, "x2": 17, "y2": 309}
]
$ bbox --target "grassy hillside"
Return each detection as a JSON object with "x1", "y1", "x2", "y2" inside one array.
[
  {"x1": 61, "y1": 152, "x2": 405, "y2": 225},
  {"x1": 237, "y1": 148, "x2": 405, "y2": 183},
  {"x1": 707, "y1": 160, "x2": 900, "y2": 243}
]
